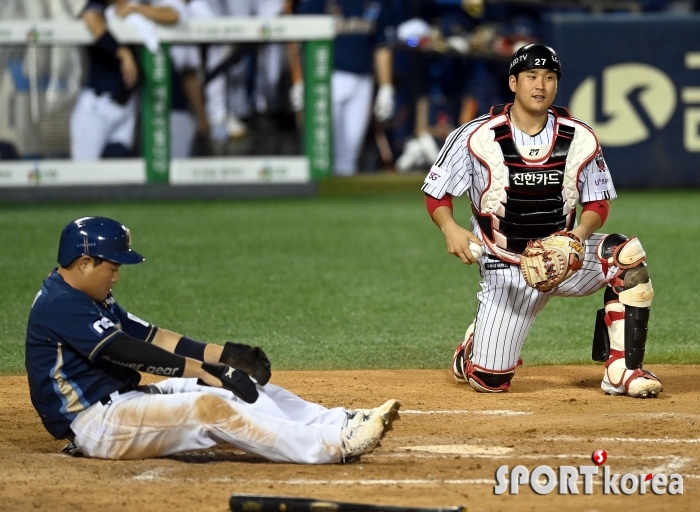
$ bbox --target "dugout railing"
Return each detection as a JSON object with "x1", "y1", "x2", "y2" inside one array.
[{"x1": 0, "y1": 16, "x2": 334, "y2": 194}]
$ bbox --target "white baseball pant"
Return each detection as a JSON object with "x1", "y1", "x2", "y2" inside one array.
[
  {"x1": 70, "y1": 88, "x2": 137, "y2": 161},
  {"x1": 470, "y1": 231, "x2": 613, "y2": 371},
  {"x1": 187, "y1": 0, "x2": 230, "y2": 132},
  {"x1": 223, "y1": 0, "x2": 285, "y2": 116},
  {"x1": 331, "y1": 70, "x2": 374, "y2": 176},
  {"x1": 70, "y1": 378, "x2": 348, "y2": 463}
]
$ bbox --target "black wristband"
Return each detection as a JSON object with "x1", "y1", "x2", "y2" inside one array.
[
  {"x1": 95, "y1": 31, "x2": 121, "y2": 58},
  {"x1": 174, "y1": 336, "x2": 207, "y2": 361}
]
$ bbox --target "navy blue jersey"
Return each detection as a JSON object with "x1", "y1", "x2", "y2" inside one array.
[
  {"x1": 25, "y1": 270, "x2": 157, "y2": 439},
  {"x1": 297, "y1": 0, "x2": 393, "y2": 75},
  {"x1": 82, "y1": 2, "x2": 136, "y2": 98}
]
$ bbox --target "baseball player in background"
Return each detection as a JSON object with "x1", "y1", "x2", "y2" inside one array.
[
  {"x1": 223, "y1": 0, "x2": 286, "y2": 118},
  {"x1": 113, "y1": 0, "x2": 211, "y2": 157},
  {"x1": 290, "y1": 0, "x2": 395, "y2": 176},
  {"x1": 422, "y1": 44, "x2": 662, "y2": 398},
  {"x1": 70, "y1": 0, "x2": 140, "y2": 160},
  {"x1": 25, "y1": 217, "x2": 400, "y2": 463}
]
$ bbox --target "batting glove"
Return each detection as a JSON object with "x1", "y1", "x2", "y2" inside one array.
[
  {"x1": 289, "y1": 81, "x2": 304, "y2": 112},
  {"x1": 373, "y1": 84, "x2": 395, "y2": 122}
]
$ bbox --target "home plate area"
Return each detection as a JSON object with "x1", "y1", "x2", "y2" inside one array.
[{"x1": 2, "y1": 366, "x2": 699, "y2": 511}]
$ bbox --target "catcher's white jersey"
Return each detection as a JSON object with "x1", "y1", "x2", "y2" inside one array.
[
  {"x1": 421, "y1": 111, "x2": 617, "y2": 210},
  {"x1": 423, "y1": 108, "x2": 621, "y2": 372}
]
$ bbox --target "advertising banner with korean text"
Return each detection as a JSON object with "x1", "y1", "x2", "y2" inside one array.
[{"x1": 549, "y1": 14, "x2": 700, "y2": 187}]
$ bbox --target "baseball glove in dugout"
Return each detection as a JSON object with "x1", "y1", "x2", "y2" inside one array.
[{"x1": 520, "y1": 232, "x2": 585, "y2": 292}]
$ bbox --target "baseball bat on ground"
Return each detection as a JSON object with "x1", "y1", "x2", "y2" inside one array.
[{"x1": 229, "y1": 494, "x2": 467, "y2": 512}]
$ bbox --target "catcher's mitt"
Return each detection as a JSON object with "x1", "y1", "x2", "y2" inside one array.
[{"x1": 520, "y1": 232, "x2": 585, "y2": 292}]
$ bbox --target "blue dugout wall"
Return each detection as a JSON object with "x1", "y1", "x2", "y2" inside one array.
[{"x1": 548, "y1": 13, "x2": 700, "y2": 187}]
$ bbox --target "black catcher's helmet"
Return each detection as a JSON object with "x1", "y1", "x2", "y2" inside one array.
[{"x1": 509, "y1": 44, "x2": 561, "y2": 80}]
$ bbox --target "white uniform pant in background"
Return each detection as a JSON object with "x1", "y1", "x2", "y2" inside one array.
[
  {"x1": 470, "y1": 232, "x2": 614, "y2": 371},
  {"x1": 170, "y1": 110, "x2": 197, "y2": 158},
  {"x1": 331, "y1": 71, "x2": 374, "y2": 176},
  {"x1": 224, "y1": 0, "x2": 285, "y2": 117},
  {"x1": 70, "y1": 378, "x2": 348, "y2": 463},
  {"x1": 70, "y1": 89, "x2": 137, "y2": 160},
  {"x1": 187, "y1": 0, "x2": 229, "y2": 133}
]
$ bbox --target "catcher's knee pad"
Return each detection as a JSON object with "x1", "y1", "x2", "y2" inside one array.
[{"x1": 593, "y1": 234, "x2": 654, "y2": 369}]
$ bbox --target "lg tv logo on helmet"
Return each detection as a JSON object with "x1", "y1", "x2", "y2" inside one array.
[
  {"x1": 569, "y1": 63, "x2": 680, "y2": 147},
  {"x1": 494, "y1": 450, "x2": 683, "y2": 496}
]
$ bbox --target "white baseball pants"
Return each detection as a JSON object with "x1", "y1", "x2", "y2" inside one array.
[
  {"x1": 186, "y1": 0, "x2": 231, "y2": 131},
  {"x1": 331, "y1": 70, "x2": 374, "y2": 176},
  {"x1": 469, "y1": 231, "x2": 615, "y2": 371},
  {"x1": 70, "y1": 88, "x2": 137, "y2": 160},
  {"x1": 70, "y1": 378, "x2": 348, "y2": 463}
]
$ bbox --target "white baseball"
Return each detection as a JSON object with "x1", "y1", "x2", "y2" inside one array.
[{"x1": 469, "y1": 241, "x2": 483, "y2": 259}]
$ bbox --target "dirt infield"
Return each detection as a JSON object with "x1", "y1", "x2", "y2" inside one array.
[{"x1": 1, "y1": 365, "x2": 698, "y2": 511}]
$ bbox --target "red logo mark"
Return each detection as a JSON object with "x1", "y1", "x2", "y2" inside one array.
[
  {"x1": 592, "y1": 449, "x2": 607, "y2": 466},
  {"x1": 645, "y1": 473, "x2": 653, "y2": 482}
]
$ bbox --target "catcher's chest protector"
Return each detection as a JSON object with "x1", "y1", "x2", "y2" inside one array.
[{"x1": 468, "y1": 104, "x2": 598, "y2": 264}]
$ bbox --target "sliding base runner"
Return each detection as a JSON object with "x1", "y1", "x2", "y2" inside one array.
[{"x1": 230, "y1": 495, "x2": 467, "y2": 512}]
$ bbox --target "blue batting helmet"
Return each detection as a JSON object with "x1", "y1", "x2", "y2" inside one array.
[
  {"x1": 57, "y1": 217, "x2": 145, "y2": 267},
  {"x1": 509, "y1": 43, "x2": 561, "y2": 80}
]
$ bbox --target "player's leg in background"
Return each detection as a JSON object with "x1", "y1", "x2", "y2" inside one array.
[
  {"x1": 170, "y1": 110, "x2": 197, "y2": 158},
  {"x1": 253, "y1": 42, "x2": 283, "y2": 114},
  {"x1": 70, "y1": 89, "x2": 110, "y2": 160},
  {"x1": 188, "y1": 0, "x2": 242, "y2": 141},
  {"x1": 252, "y1": 0, "x2": 284, "y2": 114},
  {"x1": 331, "y1": 71, "x2": 373, "y2": 176},
  {"x1": 224, "y1": 0, "x2": 253, "y2": 126},
  {"x1": 331, "y1": 70, "x2": 351, "y2": 175},
  {"x1": 103, "y1": 94, "x2": 137, "y2": 154},
  {"x1": 169, "y1": 45, "x2": 200, "y2": 157}
]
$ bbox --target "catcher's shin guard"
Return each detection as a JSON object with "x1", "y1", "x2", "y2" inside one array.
[
  {"x1": 595, "y1": 234, "x2": 661, "y2": 398},
  {"x1": 452, "y1": 323, "x2": 514, "y2": 392}
]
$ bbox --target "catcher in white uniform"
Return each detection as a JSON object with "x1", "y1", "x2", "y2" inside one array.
[
  {"x1": 422, "y1": 44, "x2": 661, "y2": 398},
  {"x1": 26, "y1": 217, "x2": 399, "y2": 463}
]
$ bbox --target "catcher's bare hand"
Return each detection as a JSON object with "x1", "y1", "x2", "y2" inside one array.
[{"x1": 442, "y1": 222, "x2": 482, "y2": 265}]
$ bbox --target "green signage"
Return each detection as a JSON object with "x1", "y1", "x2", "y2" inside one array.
[
  {"x1": 303, "y1": 39, "x2": 333, "y2": 180},
  {"x1": 141, "y1": 44, "x2": 171, "y2": 183}
]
